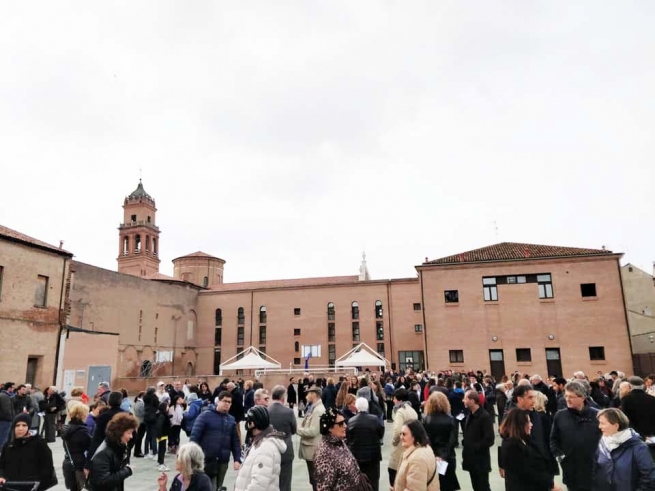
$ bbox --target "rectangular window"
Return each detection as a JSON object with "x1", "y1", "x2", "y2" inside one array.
[
  {"x1": 328, "y1": 323, "x2": 335, "y2": 342},
  {"x1": 35, "y1": 275, "x2": 48, "y2": 307},
  {"x1": 154, "y1": 327, "x2": 158, "y2": 344},
  {"x1": 449, "y1": 350, "x2": 464, "y2": 363},
  {"x1": 259, "y1": 327, "x2": 266, "y2": 345},
  {"x1": 589, "y1": 346, "x2": 605, "y2": 361},
  {"x1": 237, "y1": 327, "x2": 244, "y2": 345},
  {"x1": 214, "y1": 328, "x2": 222, "y2": 346},
  {"x1": 328, "y1": 344, "x2": 336, "y2": 367},
  {"x1": 483, "y1": 278, "x2": 498, "y2": 301},
  {"x1": 294, "y1": 308, "x2": 301, "y2": 316},
  {"x1": 352, "y1": 322, "x2": 360, "y2": 341},
  {"x1": 506, "y1": 276, "x2": 516, "y2": 284},
  {"x1": 213, "y1": 349, "x2": 221, "y2": 375},
  {"x1": 581, "y1": 283, "x2": 597, "y2": 297},
  {"x1": 377, "y1": 343, "x2": 385, "y2": 357},
  {"x1": 259, "y1": 346, "x2": 266, "y2": 354},
  {"x1": 413, "y1": 303, "x2": 421, "y2": 311},
  {"x1": 414, "y1": 324, "x2": 423, "y2": 333},
  {"x1": 294, "y1": 328, "x2": 301, "y2": 336},
  {"x1": 376, "y1": 321, "x2": 384, "y2": 340},
  {"x1": 517, "y1": 276, "x2": 526, "y2": 284},
  {"x1": 294, "y1": 341, "x2": 299, "y2": 352},
  {"x1": 538, "y1": 274, "x2": 554, "y2": 299},
  {"x1": 444, "y1": 290, "x2": 459, "y2": 303},
  {"x1": 294, "y1": 357, "x2": 301, "y2": 365},
  {"x1": 516, "y1": 348, "x2": 532, "y2": 362}
]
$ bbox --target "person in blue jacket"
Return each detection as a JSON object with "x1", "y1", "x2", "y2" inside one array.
[
  {"x1": 182, "y1": 393, "x2": 203, "y2": 436},
  {"x1": 593, "y1": 408, "x2": 655, "y2": 491},
  {"x1": 190, "y1": 391, "x2": 241, "y2": 491}
]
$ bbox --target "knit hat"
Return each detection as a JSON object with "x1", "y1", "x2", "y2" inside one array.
[{"x1": 13, "y1": 413, "x2": 31, "y2": 428}]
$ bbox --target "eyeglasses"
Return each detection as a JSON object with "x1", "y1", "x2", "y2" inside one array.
[{"x1": 334, "y1": 420, "x2": 347, "y2": 427}]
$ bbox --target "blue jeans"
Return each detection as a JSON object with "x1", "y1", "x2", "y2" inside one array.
[{"x1": 0, "y1": 421, "x2": 11, "y2": 450}]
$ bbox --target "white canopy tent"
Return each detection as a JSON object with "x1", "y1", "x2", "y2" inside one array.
[
  {"x1": 335, "y1": 343, "x2": 390, "y2": 369},
  {"x1": 219, "y1": 346, "x2": 281, "y2": 375}
]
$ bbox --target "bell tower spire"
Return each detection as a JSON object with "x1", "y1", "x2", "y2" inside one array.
[{"x1": 117, "y1": 180, "x2": 161, "y2": 277}]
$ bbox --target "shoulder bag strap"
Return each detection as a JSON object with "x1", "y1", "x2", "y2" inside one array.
[{"x1": 426, "y1": 460, "x2": 438, "y2": 486}]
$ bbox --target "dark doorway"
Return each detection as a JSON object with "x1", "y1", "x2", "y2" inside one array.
[
  {"x1": 546, "y1": 348, "x2": 563, "y2": 378},
  {"x1": 489, "y1": 350, "x2": 505, "y2": 381}
]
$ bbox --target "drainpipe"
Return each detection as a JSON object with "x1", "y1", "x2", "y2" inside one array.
[
  {"x1": 53, "y1": 257, "x2": 69, "y2": 386},
  {"x1": 419, "y1": 268, "x2": 430, "y2": 371},
  {"x1": 386, "y1": 281, "x2": 393, "y2": 369},
  {"x1": 249, "y1": 291, "x2": 254, "y2": 346},
  {"x1": 617, "y1": 258, "x2": 635, "y2": 372}
]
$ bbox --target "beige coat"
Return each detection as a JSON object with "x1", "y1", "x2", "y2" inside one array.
[
  {"x1": 394, "y1": 445, "x2": 439, "y2": 491},
  {"x1": 296, "y1": 399, "x2": 325, "y2": 461},
  {"x1": 388, "y1": 402, "x2": 418, "y2": 470}
]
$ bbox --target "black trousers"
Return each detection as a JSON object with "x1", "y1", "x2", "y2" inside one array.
[
  {"x1": 358, "y1": 460, "x2": 380, "y2": 491},
  {"x1": 385, "y1": 400, "x2": 394, "y2": 421},
  {"x1": 134, "y1": 422, "x2": 145, "y2": 455},
  {"x1": 279, "y1": 459, "x2": 292, "y2": 491},
  {"x1": 388, "y1": 468, "x2": 397, "y2": 488},
  {"x1": 306, "y1": 460, "x2": 317, "y2": 491},
  {"x1": 468, "y1": 471, "x2": 490, "y2": 491}
]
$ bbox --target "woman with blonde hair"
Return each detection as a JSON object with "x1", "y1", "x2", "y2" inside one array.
[
  {"x1": 157, "y1": 442, "x2": 211, "y2": 491},
  {"x1": 422, "y1": 392, "x2": 460, "y2": 491},
  {"x1": 62, "y1": 403, "x2": 91, "y2": 491},
  {"x1": 341, "y1": 394, "x2": 358, "y2": 423},
  {"x1": 335, "y1": 380, "x2": 350, "y2": 408}
]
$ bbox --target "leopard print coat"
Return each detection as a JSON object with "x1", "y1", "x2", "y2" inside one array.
[{"x1": 313, "y1": 435, "x2": 362, "y2": 491}]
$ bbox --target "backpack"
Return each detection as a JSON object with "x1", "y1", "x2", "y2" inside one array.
[
  {"x1": 366, "y1": 389, "x2": 383, "y2": 418},
  {"x1": 133, "y1": 399, "x2": 144, "y2": 419}
]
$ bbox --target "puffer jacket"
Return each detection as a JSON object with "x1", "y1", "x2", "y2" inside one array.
[
  {"x1": 593, "y1": 430, "x2": 655, "y2": 491},
  {"x1": 190, "y1": 409, "x2": 241, "y2": 464},
  {"x1": 182, "y1": 399, "x2": 203, "y2": 434},
  {"x1": 394, "y1": 444, "x2": 439, "y2": 491},
  {"x1": 389, "y1": 402, "x2": 418, "y2": 470},
  {"x1": 61, "y1": 420, "x2": 91, "y2": 470},
  {"x1": 234, "y1": 428, "x2": 286, "y2": 491},
  {"x1": 297, "y1": 400, "x2": 325, "y2": 461},
  {"x1": 88, "y1": 439, "x2": 132, "y2": 491}
]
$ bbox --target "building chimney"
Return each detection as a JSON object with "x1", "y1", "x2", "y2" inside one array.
[
  {"x1": 524, "y1": 247, "x2": 530, "y2": 258},
  {"x1": 602, "y1": 245, "x2": 606, "y2": 251},
  {"x1": 425, "y1": 257, "x2": 429, "y2": 263},
  {"x1": 59, "y1": 240, "x2": 64, "y2": 250}
]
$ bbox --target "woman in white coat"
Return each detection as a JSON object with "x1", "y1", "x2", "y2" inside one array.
[{"x1": 234, "y1": 406, "x2": 287, "y2": 491}]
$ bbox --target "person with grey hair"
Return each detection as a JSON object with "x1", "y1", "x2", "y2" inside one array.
[
  {"x1": 254, "y1": 388, "x2": 270, "y2": 407},
  {"x1": 267, "y1": 385, "x2": 296, "y2": 491},
  {"x1": 157, "y1": 442, "x2": 212, "y2": 491},
  {"x1": 620, "y1": 376, "x2": 655, "y2": 452},
  {"x1": 346, "y1": 397, "x2": 384, "y2": 491},
  {"x1": 96, "y1": 382, "x2": 111, "y2": 403},
  {"x1": 550, "y1": 381, "x2": 601, "y2": 491}
]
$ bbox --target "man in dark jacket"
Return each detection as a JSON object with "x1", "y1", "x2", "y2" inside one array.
[
  {"x1": 321, "y1": 379, "x2": 337, "y2": 410},
  {"x1": 96, "y1": 382, "x2": 111, "y2": 404},
  {"x1": 550, "y1": 381, "x2": 601, "y2": 491},
  {"x1": 530, "y1": 374, "x2": 557, "y2": 415},
  {"x1": 462, "y1": 389, "x2": 494, "y2": 491},
  {"x1": 620, "y1": 376, "x2": 655, "y2": 454},
  {"x1": 0, "y1": 383, "x2": 15, "y2": 449},
  {"x1": 12, "y1": 385, "x2": 34, "y2": 418},
  {"x1": 226, "y1": 382, "x2": 245, "y2": 442},
  {"x1": 268, "y1": 385, "x2": 296, "y2": 491},
  {"x1": 167, "y1": 380, "x2": 185, "y2": 404},
  {"x1": 190, "y1": 390, "x2": 241, "y2": 490},
  {"x1": 347, "y1": 397, "x2": 385, "y2": 491},
  {"x1": 286, "y1": 377, "x2": 297, "y2": 410}
]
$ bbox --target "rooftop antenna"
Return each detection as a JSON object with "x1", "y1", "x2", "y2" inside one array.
[{"x1": 139, "y1": 167, "x2": 143, "y2": 181}]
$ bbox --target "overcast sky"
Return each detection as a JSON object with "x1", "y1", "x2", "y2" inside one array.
[{"x1": 1, "y1": 2, "x2": 653, "y2": 282}]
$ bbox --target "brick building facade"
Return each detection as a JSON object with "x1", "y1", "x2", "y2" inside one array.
[{"x1": 0, "y1": 182, "x2": 637, "y2": 389}]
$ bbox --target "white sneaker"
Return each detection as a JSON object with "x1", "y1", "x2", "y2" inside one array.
[
  {"x1": 157, "y1": 464, "x2": 170, "y2": 472},
  {"x1": 144, "y1": 454, "x2": 151, "y2": 459}
]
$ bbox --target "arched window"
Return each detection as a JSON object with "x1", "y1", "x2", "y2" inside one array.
[
  {"x1": 259, "y1": 306, "x2": 267, "y2": 324},
  {"x1": 375, "y1": 300, "x2": 383, "y2": 319},
  {"x1": 135, "y1": 234, "x2": 141, "y2": 253},
  {"x1": 122, "y1": 236, "x2": 129, "y2": 255},
  {"x1": 152, "y1": 238, "x2": 158, "y2": 256},
  {"x1": 215, "y1": 309, "x2": 222, "y2": 327},
  {"x1": 140, "y1": 360, "x2": 152, "y2": 378},
  {"x1": 351, "y1": 301, "x2": 359, "y2": 320},
  {"x1": 327, "y1": 302, "x2": 335, "y2": 320},
  {"x1": 203, "y1": 277, "x2": 209, "y2": 288},
  {"x1": 237, "y1": 307, "x2": 245, "y2": 324},
  {"x1": 145, "y1": 236, "x2": 151, "y2": 253}
]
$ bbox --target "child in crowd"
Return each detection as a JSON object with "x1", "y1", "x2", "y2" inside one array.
[{"x1": 155, "y1": 400, "x2": 172, "y2": 471}]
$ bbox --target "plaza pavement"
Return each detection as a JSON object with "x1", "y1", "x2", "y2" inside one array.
[{"x1": 46, "y1": 417, "x2": 564, "y2": 491}]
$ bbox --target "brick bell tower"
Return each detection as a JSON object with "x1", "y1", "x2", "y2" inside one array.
[{"x1": 117, "y1": 180, "x2": 161, "y2": 277}]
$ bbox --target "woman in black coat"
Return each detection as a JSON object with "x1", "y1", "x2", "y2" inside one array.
[
  {"x1": 157, "y1": 442, "x2": 212, "y2": 491},
  {"x1": 422, "y1": 392, "x2": 461, "y2": 491},
  {"x1": 88, "y1": 413, "x2": 138, "y2": 491},
  {"x1": 0, "y1": 413, "x2": 57, "y2": 491},
  {"x1": 498, "y1": 409, "x2": 551, "y2": 491},
  {"x1": 62, "y1": 403, "x2": 92, "y2": 491}
]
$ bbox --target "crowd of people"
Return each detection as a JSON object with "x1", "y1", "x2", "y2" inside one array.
[{"x1": 0, "y1": 368, "x2": 653, "y2": 491}]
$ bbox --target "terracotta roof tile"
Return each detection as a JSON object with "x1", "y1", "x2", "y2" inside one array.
[
  {"x1": 208, "y1": 275, "x2": 360, "y2": 292},
  {"x1": 173, "y1": 251, "x2": 225, "y2": 261},
  {"x1": 425, "y1": 242, "x2": 612, "y2": 265},
  {"x1": 0, "y1": 224, "x2": 73, "y2": 256}
]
